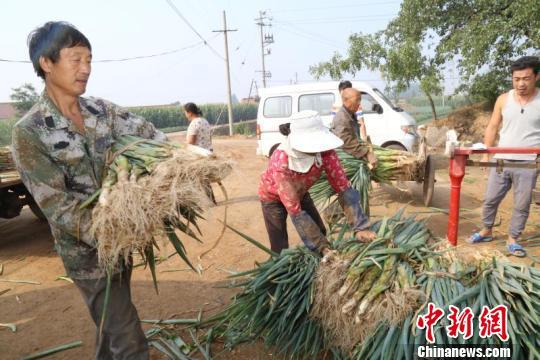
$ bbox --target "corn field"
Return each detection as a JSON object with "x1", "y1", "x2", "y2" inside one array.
[
  {"x1": 0, "y1": 104, "x2": 257, "y2": 146},
  {"x1": 129, "y1": 103, "x2": 257, "y2": 129}
]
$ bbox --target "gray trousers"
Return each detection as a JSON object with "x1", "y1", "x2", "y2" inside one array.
[
  {"x1": 73, "y1": 268, "x2": 149, "y2": 360},
  {"x1": 482, "y1": 162, "x2": 539, "y2": 239}
]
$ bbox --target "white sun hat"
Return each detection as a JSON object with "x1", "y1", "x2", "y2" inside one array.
[{"x1": 289, "y1": 110, "x2": 343, "y2": 153}]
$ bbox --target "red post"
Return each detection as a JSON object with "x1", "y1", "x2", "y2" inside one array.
[
  {"x1": 446, "y1": 147, "x2": 540, "y2": 246},
  {"x1": 447, "y1": 154, "x2": 467, "y2": 246}
]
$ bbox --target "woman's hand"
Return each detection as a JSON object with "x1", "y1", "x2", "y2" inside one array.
[{"x1": 355, "y1": 230, "x2": 376, "y2": 243}]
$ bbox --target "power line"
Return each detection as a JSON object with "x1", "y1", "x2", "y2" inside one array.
[
  {"x1": 235, "y1": 34, "x2": 258, "y2": 66},
  {"x1": 269, "y1": 78, "x2": 387, "y2": 84},
  {"x1": 270, "y1": 76, "x2": 463, "y2": 84},
  {"x1": 96, "y1": 39, "x2": 209, "y2": 62},
  {"x1": 0, "y1": 38, "x2": 213, "y2": 64},
  {"x1": 273, "y1": 24, "x2": 341, "y2": 49},
  {"x1": 274, "y1": 14, "x2": 397, "y2": 25},
  {"x1": 272, "y1": 1, "x2": 401, "y2": 12},
  {"x1": 0, "y1": 58, "x2": 29, "y2": 63},
  {"x1": 164, "y1": 0, "x2": 224, "y2": 60},
  {"x1": 276, "y1": 21, "x2": 346, "y2": 47}
]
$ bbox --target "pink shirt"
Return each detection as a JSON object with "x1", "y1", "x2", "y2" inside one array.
[{"x1": 258, "y1": 149, "x2": 350, "y2": 215}]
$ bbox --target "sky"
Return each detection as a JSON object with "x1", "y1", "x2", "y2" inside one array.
[{"x1": 0, "y1": 0, "x2": 403, "y2": 106}]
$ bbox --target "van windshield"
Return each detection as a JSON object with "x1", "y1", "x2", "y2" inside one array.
[{"x1": 373, "y1": 88, "x2": 403, "y2": 112}]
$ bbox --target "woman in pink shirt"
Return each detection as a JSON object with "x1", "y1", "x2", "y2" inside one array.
[{"x1": 258, "y1": 111, "x2": 375, "y2": 254}]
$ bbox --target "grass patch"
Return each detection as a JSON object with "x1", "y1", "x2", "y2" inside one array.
[{"x1": 234, "y1": 121, "x2": 255, "y2": 136}]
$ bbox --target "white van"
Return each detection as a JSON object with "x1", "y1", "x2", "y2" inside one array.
[{"x1": 256, "y1": 81, "x2": 419, "y2": 156}]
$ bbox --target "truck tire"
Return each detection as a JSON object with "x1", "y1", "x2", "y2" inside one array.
[{"x1": 29, "y1": 201, "x2": 46, "y2": 221}]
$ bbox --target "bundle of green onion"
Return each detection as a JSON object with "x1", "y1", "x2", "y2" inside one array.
[
  {"x1": 82, "y1": 135, "x2": 232, "y2": 287},
  {"x1": 209, "y1": 210, "x2": 537, "y2": 359},
  {"x1": 310, "y1": 147, "x2": 421, "y2": 216},
  {"x1": 214, "y1": 246, "x2": 327, "y2": 358},
  {"x1": 370, "y1": 146, "x2": 421, "y2": 182}
]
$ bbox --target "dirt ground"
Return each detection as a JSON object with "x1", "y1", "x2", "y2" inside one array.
[{"x1": 1, "y1": 136, "x2": 539, "y2": 359}]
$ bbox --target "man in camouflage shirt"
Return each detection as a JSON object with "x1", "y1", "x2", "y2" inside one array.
[{"x1": 11, "y1": 21, "x2": 165, "y2": 359}]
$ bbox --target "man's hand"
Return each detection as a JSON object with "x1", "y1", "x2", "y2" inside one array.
[
  {"x1": 355, "y1": 230, "x2": 376, "y2": 243},
  {"x1": 321, "y1": 248, "x2": 338, "y2": 264}
]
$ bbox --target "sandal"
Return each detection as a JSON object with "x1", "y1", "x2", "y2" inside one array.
[
  {"x1": 507, "y1": 243, "x2": 526, "y2": 258},
  {"x1": 467, "y1": 232, "x2": 493, "y2": 244}
]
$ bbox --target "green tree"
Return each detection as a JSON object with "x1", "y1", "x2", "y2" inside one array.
[
  {"x1": 396, "y1": 0, "x2": 539, "y2": 105},
  {"x1": 311, "y1": 0, "x2": 539, "y2": 111},
  {"x1": 311, "y1": 23, "x2": 443, "y2": 119},
  {"x1": 10, "y1": 83, "x2": 39, "y2": 114}
]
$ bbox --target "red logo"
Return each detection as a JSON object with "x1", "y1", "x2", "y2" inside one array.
[
  {"x1": 416, "y1": 303, "x2": 509, "y2": 343},
  {"x1": 479, "y1": 305, "x2": 509, "y2": 341},
  {"x1": 446, "y1": 305, "x2": 474, "y2": 339},
  {"x1": 416, "y1": 303, "x2": 445, "y2": 343}
]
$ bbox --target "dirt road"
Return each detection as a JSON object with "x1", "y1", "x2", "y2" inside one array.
[{"x1": 1, "y1": 136, "x2": 539, "y2": 359}]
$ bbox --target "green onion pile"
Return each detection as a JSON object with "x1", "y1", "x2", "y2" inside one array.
[{"x1": 208, "y1": 210, "x2": 536, "y2": 359}]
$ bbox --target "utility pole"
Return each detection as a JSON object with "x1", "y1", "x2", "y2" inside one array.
[
  {"x1": 247, "y1": 79, "x2": 256, "y2": 102},
  {"x1": 255, "y1": 10, "x2": 273, "y2": 88},
  {"x1": 213, "y1": 11, "x2": 237, "y2": 136}
]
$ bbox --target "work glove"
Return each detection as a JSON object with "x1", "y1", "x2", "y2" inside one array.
[{"x1": 290, "y1": 210, "x2": 329, "y2": 254}]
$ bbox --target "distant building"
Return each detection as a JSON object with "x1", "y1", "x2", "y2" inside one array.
[
  {"x1": 0, "y1": 103, "x2": 16, "y2": 120},
  {"x1": 240, "y1": 96, "x2": 260, "y2": 104}
]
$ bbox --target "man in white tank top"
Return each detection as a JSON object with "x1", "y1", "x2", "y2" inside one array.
[{"x1": 468, "y1": 56, "x2": 540, "y2": 257}]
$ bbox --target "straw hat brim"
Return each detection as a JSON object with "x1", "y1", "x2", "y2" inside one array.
[{"x1": 289, "y1": 126, "x2": 344, "y2": 153}]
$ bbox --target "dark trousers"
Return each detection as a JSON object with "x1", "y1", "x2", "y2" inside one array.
[
  {"x1": 261, "y1": 193, "x2": 327, "y2": 253},
  {"x1": 73, "y1": 268, "x2": 148, "y2": 360}
]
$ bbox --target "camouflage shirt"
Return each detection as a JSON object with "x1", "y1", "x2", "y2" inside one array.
[{"x1": 11, "y1": 92, "x2": 166, "y2": 279}]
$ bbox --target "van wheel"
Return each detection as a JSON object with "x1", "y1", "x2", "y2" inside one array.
[
  {"x1": 269, "y1": 143, "x2": 280, "y2": 157},
  {"x1": 384, "y1": 143, "x2": 407, "y2": 151}
]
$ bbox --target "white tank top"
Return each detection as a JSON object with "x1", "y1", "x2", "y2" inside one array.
[{"x1": 494, "y1": 88, "x2": 540, "y2": 160}]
